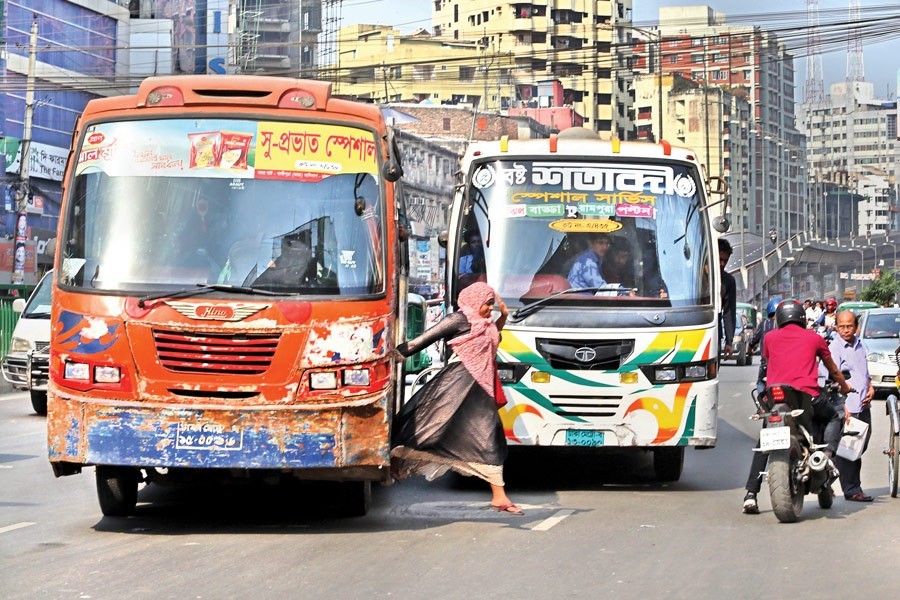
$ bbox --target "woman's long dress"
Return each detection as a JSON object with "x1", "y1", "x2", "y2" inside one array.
[{"x1": 391, "y1": 312, "x2": 508, "y2": 486}]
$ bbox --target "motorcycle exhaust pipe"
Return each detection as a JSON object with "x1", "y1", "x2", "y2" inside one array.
[{"x1": 809, "y1": 450, "x2": 829, "y2": 472}]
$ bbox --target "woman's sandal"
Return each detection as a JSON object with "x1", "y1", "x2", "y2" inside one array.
[{"x1": 490, "y1": 503, "x2": 524, "y2": 515}]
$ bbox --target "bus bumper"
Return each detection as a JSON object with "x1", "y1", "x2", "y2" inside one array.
[
  {"x1": 47, "y1": 391, "x2": 391, "y2": 478},
  {"x1": 501, "y1": 380, "x2": 718, "y2": 448}
]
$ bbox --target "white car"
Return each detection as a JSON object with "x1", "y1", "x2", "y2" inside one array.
[
  {"x1": 2, "y1": 270, "x2": 52, "y2": 414},
  {"x1": 858, "y1": 308, "x2": 900, "y2": 397}
]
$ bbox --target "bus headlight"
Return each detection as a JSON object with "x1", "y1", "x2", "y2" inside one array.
[
  {"x1": 64, "y1": 362, "x2": 91, "y2": 381},
  {"x1": 497, "y1": 362, "x2": 530, "y2": 383},
  {"x1": 342, "y1": 368, "x2": 370, "y2": 387},
  {"x1": 309, "y1": 371, "x2": 338, "y2": 390},
  {"x1": 684, "y1": 364, "x2": 708, "y2": 379},
  {"x1": 654, "y1": 367, "x2": 678, "y2": 382},
  {"x1": 640, "y1": 359, "x2": 716, "y2": 384},
  {"x1": 94, "y1": 366, "x2": 121, "y2": 384}
]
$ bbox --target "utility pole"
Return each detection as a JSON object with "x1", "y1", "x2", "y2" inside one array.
[
  {"x1": 657, "y1": 32, "x2": 663, "y2": 141},
  {"x1": 12, "y1": 16, "x2": 38, "y2": 285}
]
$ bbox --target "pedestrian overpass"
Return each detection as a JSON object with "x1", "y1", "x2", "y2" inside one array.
[{"x1": 724, "y1": 230, "x2": 898, "y2": 306}]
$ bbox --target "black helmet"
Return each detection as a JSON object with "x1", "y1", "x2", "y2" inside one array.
[{"x1": 775, "y1": 299, "x2": 806, "y2": 329}]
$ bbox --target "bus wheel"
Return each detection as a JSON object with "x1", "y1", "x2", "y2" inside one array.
[
  {"x1": 653, "y1": 447, "x2": 684, "y2": 482},
  {"x1": 30, "y1": 391, "x2": 47, "y2": 416},
  {"x1": 95, "y1": 466, "x2": 140, "y2": 517},
  {"x1": 334, "y1": 481, "x2": 372, "y2": 517}
]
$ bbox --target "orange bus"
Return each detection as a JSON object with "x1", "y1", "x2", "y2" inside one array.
[{"x1": 47, "y1": 75, "x2": 407, "y2": 516}]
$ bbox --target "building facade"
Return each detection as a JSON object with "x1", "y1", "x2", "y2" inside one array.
[
  {"x1": 633, "y1": 6, "x2": 806, "y2": 239},
  {"x1": 429, "y1": 0, "x2": 634, "y2": 139},
  {"x1": 333, "y1": 25, "x2": 498, "y2": 104},
  {"x1": 2, "y1": 0, "x2": 130, "y2": 283},
  {"x1": 798, "y1": 81, "x2": 898, "y2": 238},
  {"x1": 634, "y1": 74, "x2": 752, "y2": 232}
]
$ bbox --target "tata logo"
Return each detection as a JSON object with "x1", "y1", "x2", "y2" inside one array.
[
  {"x1": 165, "y1": 301, "x2": 269, "y2": 322},
  {"x1": 574, "y1": 346, "x2": 597, "y2": 363}
]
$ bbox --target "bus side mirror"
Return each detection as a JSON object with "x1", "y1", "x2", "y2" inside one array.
[
  {"x1": 383, "y1": 161, "x2": 402, "y2": 183},
  {"x1": 382, "y1": 131, "x2": 404, "y2": 183},
  {"x1": 713, "y1": 215, "x2": 731, "y2": 233},
  {"x1": 437, "y1": 230, "x2": 448, "y2": 248}
]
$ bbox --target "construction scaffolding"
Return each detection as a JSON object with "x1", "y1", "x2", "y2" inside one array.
[
  {"x1": 318, "y1": 0, "x2": 342, "y2": 71},
  {"x1": 234, "y1": 0, "x2": 342, "y2": 77}
]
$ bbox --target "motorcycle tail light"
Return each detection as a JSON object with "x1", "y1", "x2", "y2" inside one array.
[
  {"x1": 769, "y1": 386, "x2": 785, "y2": 402},
  {"x1": 767, "y1": 413, "x2": 783, "y2": 423}
]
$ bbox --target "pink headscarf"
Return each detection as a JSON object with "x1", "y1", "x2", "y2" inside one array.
[{"x1": 449, "y1": 282, "x2": 500, "y2": 396}]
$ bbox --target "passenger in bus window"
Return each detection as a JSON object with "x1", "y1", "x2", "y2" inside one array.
[
  {"x1": 254, "y1": 230, "x2": 314, "y2": 287},
  {"x1": 566, "y1": 232, "x2": 610, "y2": 289},
  {"x1": 458, "y1": 229, "x2": 485, "y2": 275},
  {"x1": 602, "y1": 236, "x2": 636, "y2": 291}
]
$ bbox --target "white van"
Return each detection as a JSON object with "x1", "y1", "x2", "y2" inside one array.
[{"x1": 2, "y1": 270, "x2": 52, "y2": 414}]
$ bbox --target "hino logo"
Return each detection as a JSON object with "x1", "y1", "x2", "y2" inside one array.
[
  {"x1": 195, "y1": 305, "x2": 234, "y2": 319},
  {"x1": 574, "y1": 346, "x2": 597, "y2": 362},
  {"x1": 165, "y1": 301, "x2": 269, "y2": 321}
]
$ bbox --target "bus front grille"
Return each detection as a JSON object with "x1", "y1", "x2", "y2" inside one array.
[
  {"x1": 535, "y1": 338, "x2": 634, "y2": 371},
  {"x1": 549, "y1": 396, "x2": 622, "y2": 418},
  {"x1": 153, "y1": 329, "x2": 280, "y2": 375}
]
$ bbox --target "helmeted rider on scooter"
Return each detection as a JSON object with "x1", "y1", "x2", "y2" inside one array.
[
  {"x1": 815, "y1": 298, "x2": 839, "y2": 338},
  {"x1": 742, "y1": 299, "x2": 851, "y2": 514}
]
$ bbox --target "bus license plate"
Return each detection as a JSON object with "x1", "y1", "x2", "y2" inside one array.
[
  {"x1": 759, "y1": 426, "x2": 791, "y2": 451},
  {"x1": 565, "y1": 430, "x2": 605, "y2": 447}
]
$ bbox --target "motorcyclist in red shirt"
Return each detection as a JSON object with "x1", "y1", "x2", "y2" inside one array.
[{"x1": 742, "y1": 299, "x2": 851, "y2": 514}]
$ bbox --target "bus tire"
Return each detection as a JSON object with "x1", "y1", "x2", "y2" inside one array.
[
  {"x1": 95, "y1": 466, "x2": 140, "y2": 517},
  {"x1": 30, "y1": 390, "x2": 47, "y2": 416},
  {"x1": 653, "y1": 447, "x2": 684, "y2": 482}
]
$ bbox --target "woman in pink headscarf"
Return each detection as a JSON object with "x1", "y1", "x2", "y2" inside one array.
[{"x1": 392, "y1": 282, "x2": 522, "y2": 514}]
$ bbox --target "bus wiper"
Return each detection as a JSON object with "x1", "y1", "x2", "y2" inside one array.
[
  {"x1": 138, "y1": 283, "x2": 292, "y2": 307},
  {"x1": 509, "y1": 285, "x2": 622, "y2": 322}
]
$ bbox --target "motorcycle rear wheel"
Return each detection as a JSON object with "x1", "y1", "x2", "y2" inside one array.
[{"x1": 768, "y1": 446, "x2": 804, "y2": 523}]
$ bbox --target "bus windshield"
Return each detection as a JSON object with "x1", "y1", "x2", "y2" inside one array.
[
  {"x1": 61, "y1": 118, "x2": 385, "y2": 297},
  {"x1": 457, "y1": 159, "x2": 712, "y2": 308}
]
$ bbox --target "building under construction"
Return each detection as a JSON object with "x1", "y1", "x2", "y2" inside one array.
[
  {"x1": 234, "y1": 0, "x2": 342, "y2": 76},
  {"x1": 127, "y1": 0, "x2": 343, "y2": 77}
]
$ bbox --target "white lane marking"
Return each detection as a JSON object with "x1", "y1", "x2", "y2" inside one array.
[
  {"x1": 0, "y1": 393, "x2": 29, "y2": 402},
  {"x1": 732, "y1": 393, "x2": 742, "y2": 398},
  {"x1": 530, "y1": 509, "x2": 575, "y2": 532},
  {"x1": 0, "y1": 522, "x2": 36, "y2": 534},
  {"x1": 0, "y1": 465, "x2": 13, "y2": 469}
]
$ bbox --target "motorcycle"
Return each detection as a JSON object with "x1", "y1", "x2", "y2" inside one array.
[{"x1": 750, "y1": 381, "x2": 843, "y2": 523}]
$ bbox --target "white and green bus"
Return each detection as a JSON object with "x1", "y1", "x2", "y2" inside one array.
[{"x1": 445, "y1": 129, "x2": 727, "y2": 481}]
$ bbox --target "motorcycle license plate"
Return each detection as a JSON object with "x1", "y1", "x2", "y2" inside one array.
[
  {"x1": 565, "y1": 430, "x2": 605, "y2": 447},
  {"x1": 759, "y1": 427, "x2": 791, "y2": 451}
]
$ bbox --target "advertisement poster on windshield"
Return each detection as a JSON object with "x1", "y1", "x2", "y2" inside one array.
[{"x1": 75, "y1": 120, "x2": 378, "y2": 182}]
